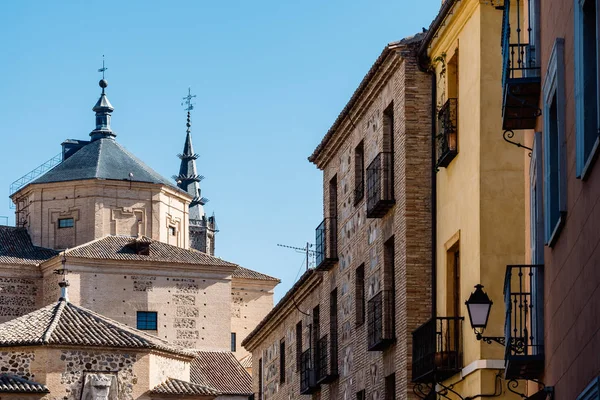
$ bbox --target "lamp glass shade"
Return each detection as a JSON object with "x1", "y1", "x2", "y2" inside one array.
[
  {"x1": 466, "y1": 303, "x2": 491, "y2": 328},
  {"x1": 465, "y1": 284, "x2": 493, "y2": 330}
]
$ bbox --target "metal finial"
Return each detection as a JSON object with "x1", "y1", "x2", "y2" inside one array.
[
  {"x1": 55, "y1": 250, "x2": 71, "y2": 301},
  {"x1": 98, "y1": 55, "x2": 108, "y2": 80},
  {"x1": 181, "y1": 87, "x2": 197, "y2": 112}
]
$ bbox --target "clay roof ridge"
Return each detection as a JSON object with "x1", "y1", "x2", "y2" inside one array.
[{"x1": 41, "y1": 300, "x2": 66, "y2": 343}]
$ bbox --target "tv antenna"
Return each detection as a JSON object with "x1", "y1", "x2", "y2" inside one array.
[{"x1": 277, "y1": 242, "x2": 316, "y2": 271}]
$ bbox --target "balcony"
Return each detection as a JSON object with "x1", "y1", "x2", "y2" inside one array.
[
  {"x1": 436, "y1": 98, "x2": 458, "y2": 168},
  {"x1": 315, "y1": 217, "x2": 338, "y2": 270},
  {"x1": 316, "y1": 335, "x2": 338, "y2": 384},
  {"x1": 501, "y1": 0, "x2": 541, "y2": 131},
  {"x1": 366, "y1": 152, "x2": 395, "y2": 218},
  {"x1": 300, "y1": 348, "x2": 319, "y2": 394},
  {"x1": 504, "y1": 265, "x2": 544, "y2": 380},
  {"x1": 367, "y1": 290, "x2": 395, "y2": 351},
  {"x1": 412, "y1": 317, "x2": 464, "y2": 384}
]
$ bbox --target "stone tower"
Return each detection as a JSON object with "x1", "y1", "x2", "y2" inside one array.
[{"x1": 175, "y1": 90, "x2": 217, "y2": 255}]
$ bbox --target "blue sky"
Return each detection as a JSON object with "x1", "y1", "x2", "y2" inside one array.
[{"x1": 0, "y1": 0, "x2": 440, "y2": 301}]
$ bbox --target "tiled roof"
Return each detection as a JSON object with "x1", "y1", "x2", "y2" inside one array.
[
  {"x1": 190, "y1": 352, "x2": 252, "y2": 395},
  {"x1": 150, "y1": 378, "x2": 219, "y2": 397},
  {"x1": 0, "y1": 299, "x2": 194, "y2": 358},
  {"x1": 30, "y1": 138, "x2": 181, "y2": 191},
  {"x1": 308, "y1": 32, "x2": 425, "y2": 165},
  {"x1": 233, "y1": 265, "x2": 280, "y2": 283},
  {"x1": 242, "y1": 269, "x2": 317, "y2": 348},
  {"x1": 0, "y1": 226, "x2": 57, "y2": 265},
  {"x1": 0, "y1": 374, "x2": 49, "y2": 393},
  {"x1": 58, "y1": 235, "x2": 237, "y2": 268},
  {"x1": 239, "y1": 354, "x2": 252, "y2": 369}
]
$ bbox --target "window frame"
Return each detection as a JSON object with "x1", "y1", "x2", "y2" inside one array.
[
  {"x1": 530, "y1": 132, "x2": 545, "y2": 264},
  {"x1": 577, "y1": 376, "x2": 600, "y2": 399},
  {"x1": 231, "y1": 332, "x2": 237, "y2": 352},
  {"x1": 279, "y1": 338, "x2": 286, "y2": 384},
  {"x1": 575, "y1": 0, "x2": 600, "y2": 179},
  {"x1": 136, "y1": 311, "x2": 157, "y2": 330},
  {"x1": 58, "y1": 218, "x2": 75, "y2": 229},
  {"x1": 543, "y1": 38, "x2": 567, "y2": 247}
]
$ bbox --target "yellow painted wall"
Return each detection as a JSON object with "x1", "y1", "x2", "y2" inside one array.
[{"x1": 430, "y1": 0, "x2": 525, "y2": 397}]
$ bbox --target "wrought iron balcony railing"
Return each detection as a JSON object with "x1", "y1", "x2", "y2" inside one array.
[
  {"x1": 300, "y1": 348, "x2": 319, "y2": 394},
  {"x1": 436, "y1": 98, "x2": 458, "y2": 168},
  {"x1": 367, "y1": 290, "x2": 395, "y2": 351},
  {"x1": 366, "y1": 152, "x2": 395, "y2": 218},
  {"x1": 501, "y1": 0, "x2": 541, "y2": 130},
  {"x1": 411, "y1": 316, "x2": 464, "y2": 384},
  {"x1": 504, "y1": 265, "x2": 544, "y2": 380},
  {"x1": 315, "y1": 217, "x2": 338, "y2": 270},
  {"x1": 316, "y1": 335, "x2": 338, "y2": 384}
]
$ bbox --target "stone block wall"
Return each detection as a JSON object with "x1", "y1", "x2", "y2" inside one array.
[{"x1": 0, "y1": 273, "x2": 41, "y2": 323}]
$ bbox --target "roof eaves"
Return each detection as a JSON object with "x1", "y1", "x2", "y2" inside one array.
[
  {"x1": 417, "y1": 0, "x2": 458, "y2": 68},
  {"x1": 242, "y1": 269, "x2": 320, "y2": 349}
]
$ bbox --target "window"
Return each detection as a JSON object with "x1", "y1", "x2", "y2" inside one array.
[
  {"x1": 329, "y1": 288, "x2": 338, "y2": 377},
  {"x1": 530, "y1": 132, "x2": 544, "y2": 264},
  {"x1": 543, "y1": 38, "x2": 567, "y2": 246},
  {"x1": 280, "y1": 339, "x2": 286, "y2": 384},
  {"x1": 384, "y1": 373, "x2": 396, "y2": 400},
  {"x1": 356, "y1": 390, "x2": 366, "y2": 400},
  {"x1": 575, "y1": 0, "x2": 600, "y2": 178},
  {"x1": 231, "y1": 332, "x2": 237, "y2": 352},
  {"x1": 354, "y1": 141, "x2": 365, "y2": 205},
  {"x1": 258, "y1": 358, "x2": 263, "y2": 400},
  {"x1": 58, "y1": 218, "x2": 74, "y2": 228},
  {"x1": 329, "y1": 175, "x2": 338, "y2": 220},
  {"x1": 312, "y1": 305, "x2": 320, "y2": 351},
  {"x1": 446, "y1": 241, "x2": 460, "y2": 317},
  {"x1": 296, "y1": 321, "x2": 302, "y2": 372},
  {"x1": 577, "y1": 376, "x2": 600, "y2": 399},
  {"x1": 136, "y1": 311, "x2": 157, "y2": 330},
  {"x1": 355, "y1": 264, "x2": 365, "y2": 326},
  {"x1": 168, "y1": 226, "x2": 176, "y2": 236}
]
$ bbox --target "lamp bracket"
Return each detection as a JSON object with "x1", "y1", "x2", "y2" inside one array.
[{"x1": 475, "y1": 333, "x2": 526, "y2": 354}]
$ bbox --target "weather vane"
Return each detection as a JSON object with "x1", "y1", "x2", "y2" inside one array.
[
  {"x1": 182, "y1": 87, "x2": 197, "y2": 112},
  {"x1": 98, "y1": 55, "x2": 107, "y2": 79}
]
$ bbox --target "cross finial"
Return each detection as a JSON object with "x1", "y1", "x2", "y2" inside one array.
[
  {"x1": 98, "y1": 55, "x2": 107, "y2": 79},
  {"x1": 182, "y1": 87, "x2": 197, "y2": 112}
]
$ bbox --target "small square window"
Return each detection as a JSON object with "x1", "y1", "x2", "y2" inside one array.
[
  {"x1": 169, "y1": 226, "x2": 176, "y2": 236},
  {"x1": 58, "y1": 218, "x2": 74, "y2": 229},
  {"x1": 231, "y1": 332, "x2": 237, "y2": 352},
  {"x1": 137, "y1": 311, "x2": 157, "y2": 330}
]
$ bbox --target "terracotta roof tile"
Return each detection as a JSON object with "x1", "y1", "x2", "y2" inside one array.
[
  {"x1": 239, "y1": 354, "x2": 252, "y2": 369},
  {"x1": 0, "y1": 299, "x2": 194, "y2": 358},
  {"x1": 0, "y1": 374, "x2": 49, "y2": 393},
  {"x1": 190, "y1": 352, "x2": 252, "y2": 395},
  {"x1": 0, "y1": 226, "x2": 57, "y2": 265},
  {"x1": 61, "y1": 236, "x2": 237, "y2": 268},
  {"x1": 233, "y1": 266, "x2": 279, "y2": 283},
  {"x1": 150, "y1": 378, "x2": 219, "y2": 397}
]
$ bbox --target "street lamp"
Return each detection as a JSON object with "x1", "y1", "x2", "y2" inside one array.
[{"x1": 465, "y1": 284, "x2": 493, "y2": 334}]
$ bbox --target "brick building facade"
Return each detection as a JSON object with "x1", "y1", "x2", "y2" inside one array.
[{"x1": 243, "y1": 33, "x2": 432, "y2": 399}]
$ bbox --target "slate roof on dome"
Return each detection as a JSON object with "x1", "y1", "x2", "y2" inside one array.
[
  {"x1": 0, "y1": 374, "x2": 49, "y2": 393},
  {"x1": 190, "y1": 351, "x2": 252, "y2": 396},
  {"x1": 0, "y1": 226, "x2": 58, "y2": 265},
  {"x1": 0, "y1": 299, "x2": 194, "y2": 358},
  {"x1": 58, "y1": 235, "x2": 237, "y2": 268},
  {"x1": 232, "y1": 265, "x2": 279, "y2": 283},
  {"x1": 150, "y1": 378, "x2": 219, "y2": 397},
  {"x1": 29, "y1": 138, "x2": 180, "y2": 191}
]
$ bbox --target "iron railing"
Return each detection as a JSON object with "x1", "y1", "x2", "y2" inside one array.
[
  {"x1": 504, "y1": 264, "x2": 545, "y2": 379},
  {"x1": 436, "y1": 98, "x2": 458, "y2": 168},
  {"x1": 366, "y1": 152, "x2": 395, "y2": 218},
  {"x1": 500, "y1": 0, "x2": 541, "y2": 130},
  {"x1": 412, "y1": 317, "x2": 464, "y2": 383},
  {"x1": 316, "y1": 335, "x2": 338, "y2": 384},
  {"x1": 300, "y1": 348, "x2": 318, "y2": 394},
  {"x1": 315, "y1": 217, "x2": 338, "y2": 270},
  {"x1": 367, "y1": 290, "x2": 395, "y2": 351}
]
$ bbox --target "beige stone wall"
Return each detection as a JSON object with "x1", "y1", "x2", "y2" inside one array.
[
  {"x1": 41, "y1": 260, "x2": 233, "y2": 352},
  {"x1": 148, "y1": 353, "x2": 189, "y2": 388},
  {"x1": 231, "y1": 278, "x2": 275, "y2": 360},
  {"x1": 13, "y1": 180, "x2": 190, "y2": 250},
  {"x1": 246, "y1": 42, "x2": 432, "y2": 400},
  {"x1": 0, "y1": 265, "x2": 42, "y2": 323}
]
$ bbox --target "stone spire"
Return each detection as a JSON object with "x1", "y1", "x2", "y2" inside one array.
[
  {"x1": 176, "y1": 114, "x2": 206, "y2": 220},
  {"x1": 90, "y1": 78, "x2": 116, "y2": 141}
]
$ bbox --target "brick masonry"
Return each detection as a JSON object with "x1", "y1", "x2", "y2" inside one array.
[{"x1": 245, "y1": 37, "x2": 432, "y2": 399}]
